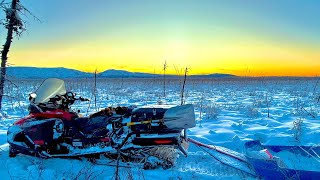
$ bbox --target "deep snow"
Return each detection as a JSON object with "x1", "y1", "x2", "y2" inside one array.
[{"x1": 0, "y1": 77, "x2": 320, "y2": 179}]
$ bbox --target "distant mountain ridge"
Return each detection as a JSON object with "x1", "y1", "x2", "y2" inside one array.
[
  {"x1": 191, "y1": 73, "x2": 236, "y2": 78},
  {"x1": 98, "y1": 69, "x2": 157, "y2": 78},
  {"x1": 7, "y1": 67, "x2": 93, "y2": 79},
  {"x1": 6, "y1": 66, "x2": 236, "y2": 79}
]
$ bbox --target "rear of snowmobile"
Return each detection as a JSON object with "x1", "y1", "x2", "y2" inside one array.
[
  {"x1": 105, "y1": 104, "x2": 195, "y2": 169},
  {"x1": 7, "y1": 78, "x2": 196, "y2": 169}
]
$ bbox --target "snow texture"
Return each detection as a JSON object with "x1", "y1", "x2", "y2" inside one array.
[{"x1": 0, "y1": 77, "x2": 320, "y2": 179}]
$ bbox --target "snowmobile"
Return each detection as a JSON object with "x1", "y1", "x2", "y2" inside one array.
[{"x1": 7, "y1": 78, "x2": 195, "y2": 169}]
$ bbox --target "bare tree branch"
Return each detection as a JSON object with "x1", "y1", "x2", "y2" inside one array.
[
  {"x1": 0, "y1": 0, "x2": 5, "y2": 6},
  {"x1": 18, "y1": 3, "x2": 41, "y2": 23}
]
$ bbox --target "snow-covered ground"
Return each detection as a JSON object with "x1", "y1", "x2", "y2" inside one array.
[{"x1": 1, "y1": 77, "x2": 320, "y2": 179}]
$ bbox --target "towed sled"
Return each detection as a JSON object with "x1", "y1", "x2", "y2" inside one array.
[
  {"x1": 245, "y1": 140, "x2": 320, "y2": 179},
  {"x1": 185, "y1": 139, "x2": 320, "y2": 179},
  {"x1": 7, "y1": 78, "x2": 195, "y2": 169}
]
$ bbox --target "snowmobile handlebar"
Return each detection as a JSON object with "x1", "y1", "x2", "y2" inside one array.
[
  {"x1": 65, "y1": 92, "x2": 90, "y2": 102},
  {"x1": 48, "y1": 93, "x2": 89, "y2": 102},
  {"x1": 45, "y1": 93, "x2": 89, "y2": 111},
  {"x1": 77, "y1": 97, "x2": 90, "y2": 101}
]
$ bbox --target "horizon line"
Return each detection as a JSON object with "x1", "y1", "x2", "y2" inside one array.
[{"x1": 8, "y1": 66, "x2": 320, "y2": 78}]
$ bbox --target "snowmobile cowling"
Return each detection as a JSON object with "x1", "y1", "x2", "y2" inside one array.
[{"x1": 7, "y1": 78, "x2": 196, "y2": 170}]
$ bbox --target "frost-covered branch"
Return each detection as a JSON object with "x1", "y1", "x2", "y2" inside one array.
[
  {"x1": 0, "y1": 0, "x2": 6, "y2": 7},
  {"x1": 17, "y1": 2, "x2": 41, "y2": 23},
  {"x1": 2, "y1": 1, "x2": 25, "y2": 36}
]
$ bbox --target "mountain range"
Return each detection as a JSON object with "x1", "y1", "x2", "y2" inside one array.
[{"x1": 6, "y1": 67, "x2": 236, "y2": 79}]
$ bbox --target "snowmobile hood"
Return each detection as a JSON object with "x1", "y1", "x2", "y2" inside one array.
[{"x1": 33, "y1": 78, "x2": 66, "y2": 104}]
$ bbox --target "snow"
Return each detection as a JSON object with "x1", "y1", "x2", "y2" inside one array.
[{"x1": 1, "y1": 77, "x2": 320, "y2": 179}]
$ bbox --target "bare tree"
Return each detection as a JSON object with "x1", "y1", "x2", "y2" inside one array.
[
  {"x1": 163, "y1": 60, "x2": 167, "y2": 97},
  {"x1": 94, "y1": 69, "x2": 97, "y2": 110},
  {"x1": 0, "y1": 1, "x2": 38, "y2": 109},
  {"x1": 0, "y1": 0, "x2": 23, "y2": 109},
  {"x1": 181, "y1": 67, "x2": 188, "y2": 105}
]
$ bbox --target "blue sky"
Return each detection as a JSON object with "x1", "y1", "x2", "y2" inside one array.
[{"x1": 1, "y1": 0, "x2": 320, "y2": 75}]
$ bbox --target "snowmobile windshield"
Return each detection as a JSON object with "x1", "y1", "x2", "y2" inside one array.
[{"x1": 34, "y1": 78, "x2": 66, "y2": 104}]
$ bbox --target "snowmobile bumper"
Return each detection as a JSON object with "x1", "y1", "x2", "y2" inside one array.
[
  {"x1": 7, "y1": 118, "x2": 63, "y2": 157},
  {"x1": 132, "y1": 132, "x2": 189, "y2": 156},
  {"x1": 7, "y1": 127, "x2": 42, "y2": 157}
]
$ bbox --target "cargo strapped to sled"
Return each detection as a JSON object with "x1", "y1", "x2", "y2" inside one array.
[{"x1": 127, "y1": 104, "x2": 196, "y2": 131}]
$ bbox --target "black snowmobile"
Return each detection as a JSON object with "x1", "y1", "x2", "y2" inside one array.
[{"x1": 7, "y1": 78, "x2": 195, "y2": 169}]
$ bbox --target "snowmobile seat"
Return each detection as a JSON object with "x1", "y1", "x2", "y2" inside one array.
[
  {"x1": 78, "y1": 116, "x2": 110, "y2": 136},
  {"x1": 74, "y1": 117, "x2": 89, "y2": 128}
]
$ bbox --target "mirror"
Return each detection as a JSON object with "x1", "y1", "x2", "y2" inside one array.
[
  {"x1": 29, "y1": 93, "x2": 37, "y2": 102},
  {"x1": 30, "y1": 93, "x2": 37, "y2": 99},
  {"x1": 66, "y1": 92, "x2": 74, "y2": 98}
]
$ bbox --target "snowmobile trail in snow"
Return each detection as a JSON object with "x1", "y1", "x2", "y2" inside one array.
[
  {"x1": 187, "y1": 138, "x2": 257, "y2": 178},
  {"x1": 175, "y1": 144, "x2": 257, "y2": 179}
]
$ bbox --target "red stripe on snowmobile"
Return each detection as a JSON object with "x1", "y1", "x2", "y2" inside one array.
[
  {"x1": 154, "y1": 140, "x2": 173, "y2": 144},
  {"x1": 14, "y1": 110, "x2": 75, "y2": 126},
  {"x1": 100, "y1": 138, "x2": 110, "y2": 142},
  {"x1": 34, "y1": 140, "x2": 45, "y2": 145},
  {"x1": 14, "y1": 115, "x2": 33, "y2": 125},
  {"x1": 31, "y1": 110, "x2": 75, "y2": 121}
]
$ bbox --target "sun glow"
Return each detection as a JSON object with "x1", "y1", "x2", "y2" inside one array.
[{"x1": 11, "y1": 37, "x2": 320, "y2": 76}]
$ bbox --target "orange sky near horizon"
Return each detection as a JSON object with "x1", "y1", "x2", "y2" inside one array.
[{"x1": 10, "y1": 37, "x2": 320, "y2": 76}]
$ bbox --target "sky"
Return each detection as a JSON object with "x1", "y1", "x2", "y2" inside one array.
[{"x1": 1, "y1": 0, "x2": 320, "y2": 76}]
